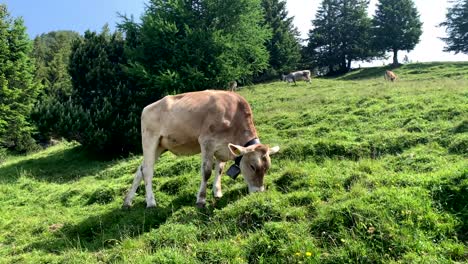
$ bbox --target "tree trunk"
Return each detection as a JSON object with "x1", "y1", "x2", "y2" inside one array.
[
  {"x1": 346, "y1": 59, "x2": 352, "y2": 71},
  {"x1": 393, "y1": 49, "x2": 399, "y2": 65}
]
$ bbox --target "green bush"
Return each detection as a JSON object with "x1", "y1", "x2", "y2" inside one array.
[{"x1": 33, "y1": 29, "x2": 152, "y2": 155}]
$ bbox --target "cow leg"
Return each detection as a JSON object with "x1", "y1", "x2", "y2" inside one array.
[
  {"x1": 196, "y1": 144, "x2": 214, "y2": 208},
  {"x1": 123, "y1": 132, "x2": 163, "y2": 208},
  {"x1": 123, "y1": 164, "x2": 144, "y2": 208},
  {"x1": 142, "y1": 139, "x2": 165, "y2": 208},
  {"x1": 212, "y1": 160, "x2": 226, "y2": 198}
]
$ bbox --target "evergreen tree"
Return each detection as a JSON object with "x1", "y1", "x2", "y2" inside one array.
[
  {"x1": 257, "y1": 0, "x2": 301, "y2": 81},
  {"x1": 32, "y1": 31, "x2": 80, "y2": 98},
  {"x1": 306, "y1": 0, "x2": 375, "y2": 74},
  {"x1": 120, "y1": 0, "x2": 270, "y2": 93},
  {"x1": 32, "y1": 27, "x2": 146, "y2": 154},
  {"x1": 60, "y1": 28, "x2": 142, "y2": 154},
  {"x1": 0, "y1": 4, "x2": 40, "y2": 152},
  {"x1": 440, "y1": 0, "x2": 468, "y2": 54},
  {"x1": 30, "y1": 31, "x2": 81, "y2": 142},
  {"x1": 373, "y1": 0, "x2": 422, "y2": 65}
]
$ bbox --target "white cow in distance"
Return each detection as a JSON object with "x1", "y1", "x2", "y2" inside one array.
[
  {"x1": 282, "y1": 70, "x2": 312, "y2": 85},
  {"x1": 123, "y1": 90, "x2": 280, "y2": 209}
]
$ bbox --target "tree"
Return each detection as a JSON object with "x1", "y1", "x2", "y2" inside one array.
[
  {"x1": 257, "y1": 0, "x2": 301, "y2": 81},
  {"x1": 0, "y1": 4, "x2": 40, "y2": 152},
  {"x1": 305, "y1": 0, "x2": 375, "y2": 75},
  {"x1": 33, "y1": 27, "x2": 146, "y2": 154},
  {"x1": 440, "y1": 0, "x2": 468, "y2": 54},
  {"x1": 373, "y1": 0, "x2": 422, "y2": 65},
  {"x1": 32, "y1": 31, "x2": 80, "y2": 98},
  {"x1": 120, "y1": 0, "x2": 270, "y2": 93},
  {"x1": 30, "y1": 31, "x2": 81, "y2": 142}
]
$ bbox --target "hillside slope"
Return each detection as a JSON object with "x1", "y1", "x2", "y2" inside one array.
[{"x1": 1, "y1": 62, "x2": 467, "y2": 263}]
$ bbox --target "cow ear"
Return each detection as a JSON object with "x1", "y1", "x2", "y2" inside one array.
[
  {"x1": 228, "y1": 143, "x2": 247, "y2": 157},
  {"x1": 269, "y1": 146, "x2": 280, "y2": 155}
]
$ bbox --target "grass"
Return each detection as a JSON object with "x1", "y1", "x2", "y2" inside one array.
[{"x1": 1, "y1": 62, "x2": 467, "y2": 263}]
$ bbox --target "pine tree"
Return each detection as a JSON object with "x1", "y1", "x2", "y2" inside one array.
[
  {"x1": 258, "y1": 0, "x2": 301, "y2": 81},
  {"x1": 31, "y1": 31, "x2": 80, "y2": 98},
  {"x1": 373, "y1": 0, "x2": 422, "y2": 65},
  {"x1": 33, "y1": 27, "x2": 144, "y2": 155},
  {"x1": 120, "y1": 0, "x2": 270, "y2": 92},
  {"x1": 306, "y1": 0, "x2": 375, "y2": 74},
  {"x1": 0, "y1": 4, "x2": 40, "y2": 152},
  {"x1": 440, "y1": 0, "x2": 468, "y2": 54}
]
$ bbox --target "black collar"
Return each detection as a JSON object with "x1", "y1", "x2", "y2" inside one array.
[{"x1": 234, "y1": 138, "x2": 261, "y2": 166}]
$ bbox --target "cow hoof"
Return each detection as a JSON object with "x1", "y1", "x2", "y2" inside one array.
[
  {"x1": 122, "y1": 203, "x2": 132, "y2": 210},
  {"x1": 196, "y1": 202, "x2": 206, "y2": 209},
  {"x1": 146, "y1": 203, "x2": 157, "y2": 209},
  {"x1": 214, "y1": 193, "x2": 223, "y2": 199}
]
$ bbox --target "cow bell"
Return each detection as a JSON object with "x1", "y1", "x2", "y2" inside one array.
[{"x1": 226, "y1": 164, "x2": 241, "y2": 180}]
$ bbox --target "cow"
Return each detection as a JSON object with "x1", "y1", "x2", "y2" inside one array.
[
  {"x1": 228, "y1": 80, "x2": 238, "y2": 92},
  {"x1": 123, "y1": 90, "x2": 280, "y2": 209},
  {"x1": 384, "y1": 70, "x2": 397, "y2": 82},
  {"x1": 282, "y1": 70, "x2": 312, "y2": 85}
]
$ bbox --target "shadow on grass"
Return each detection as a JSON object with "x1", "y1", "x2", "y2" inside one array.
[
  {"x1": 0, "y1": 145, "x2": 118, "y2": 183},
  {"x1": 431, "y1": 170, "x2": 468, "y2": 242},
  {"x1": 25, "y1": 203, "x2": 171, "y2": 254},
  {"x1": 337, "y1": 62, "x2": 468, "y2": 81},
  {"x1": 27, "y1": 186, "x2": 248, "y2": 254},
  {"x1": 338, "y1": 65, "x2": 401, "y2": 80}
]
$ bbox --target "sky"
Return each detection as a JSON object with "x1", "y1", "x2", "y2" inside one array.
[{"x1": 3, "y1": 0, "x2": 468, "y2": 66}]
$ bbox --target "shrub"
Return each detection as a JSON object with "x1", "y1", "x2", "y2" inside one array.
[{"x1": 33, "y1": 29, "x2": 154, "y2": 155}]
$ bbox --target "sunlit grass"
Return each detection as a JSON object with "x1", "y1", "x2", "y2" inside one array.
[{"x1": 1, "y1": 62, "x2": 467, "y2": 263}]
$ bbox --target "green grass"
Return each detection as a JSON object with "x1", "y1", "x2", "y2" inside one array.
[{"x1": 1, "y1": 62, "x2": 467, "y2": 263}]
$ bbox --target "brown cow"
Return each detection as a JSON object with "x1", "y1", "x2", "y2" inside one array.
[
  {"x1": 123, "y1": 90, "x2": 280, "y2": 208},
  {"x1": 384, "y1": 70, "x2": 397, "y2": 82}
]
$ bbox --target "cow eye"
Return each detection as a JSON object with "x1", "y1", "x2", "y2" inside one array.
[{"x1": 250, "y1": 164, "x2": 256, "y2": 171}]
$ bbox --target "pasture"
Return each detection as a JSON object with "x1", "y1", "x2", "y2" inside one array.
[{"x1": 1, "y1": 62, "x2": 467, "y2": 263}]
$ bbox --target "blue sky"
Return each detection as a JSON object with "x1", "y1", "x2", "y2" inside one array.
[
  {"x1": 3, "y1": 0, "x2": 468, "y2": 64},
  {"x1": 3, "y1": 0, "x2": 145, "y2": 37}
]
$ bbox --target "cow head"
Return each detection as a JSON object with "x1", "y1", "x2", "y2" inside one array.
[{"x1": 228, "y1": 143, "x2": 280, "y2": 193}]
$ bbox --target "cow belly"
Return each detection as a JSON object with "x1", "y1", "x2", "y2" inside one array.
[{"x1": 160, "y1": 135, "x2": 201, "y2": 156}]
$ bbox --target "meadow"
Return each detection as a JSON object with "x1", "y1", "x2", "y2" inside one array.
[{"x1": 0, "y1": 62, "x2": 467, "y2": 263}]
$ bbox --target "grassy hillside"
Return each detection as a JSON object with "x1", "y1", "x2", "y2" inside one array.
[{"x1": 1, "y1": 62, "x2": 467, "y2": 263}]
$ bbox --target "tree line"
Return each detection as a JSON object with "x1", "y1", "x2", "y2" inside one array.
[{"x1": 0, "y1": 0, "x2": 466, "y2": 156}]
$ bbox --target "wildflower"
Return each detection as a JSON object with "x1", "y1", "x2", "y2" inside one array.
[
  {"x1": 306, "y1": 252, "x2": 312, "y2": 257},
  {"x1": 295, "y1": 252, "x2": 301, "y2": 256}
]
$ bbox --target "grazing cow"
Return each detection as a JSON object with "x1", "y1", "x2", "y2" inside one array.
[
  {"x1": 228, "y1": 80, "x2": 238, "y2": 92},
  {"x1": 123, "y1": 90, "x2": 280, "y2": 208},
  {"x1": 384, "y1": 70, "x2": 397, "y2": 82},
  {"x1": 282, "y1": 70, "x2": 312, "y2": 85}
]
